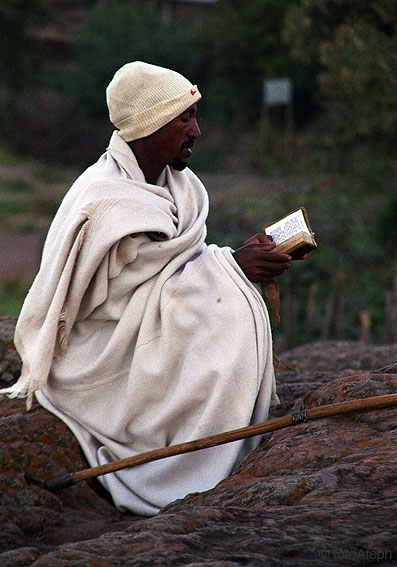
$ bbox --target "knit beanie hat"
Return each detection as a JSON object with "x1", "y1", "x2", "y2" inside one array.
[{"x1": 106, "y1": 61, "x2": 201, "y2": 142}]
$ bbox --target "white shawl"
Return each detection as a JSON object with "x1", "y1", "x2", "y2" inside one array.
[{"x1": 2, "y1": 132, "x2": 277, "y2": 515}]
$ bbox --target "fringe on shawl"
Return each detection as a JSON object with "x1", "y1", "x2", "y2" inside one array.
[
  {"x1": 0, "y1": 365, "x2": 34, "y2": 410},
  {"x1": 55, "y1": 307, "x2": 68, "y2": 358}
]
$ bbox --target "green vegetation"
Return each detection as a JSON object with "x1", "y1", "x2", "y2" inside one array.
[
  {"x1": 2, "y1": 0, "x2": 396, "y2": 154},
  {"x1": 46, "y1": 2, "x2": 198, "y2": 117},
  {"x1": 0, "y1": 151, "x2": 78, "y2": 317},
  {"x1": 284, "y1": 0, "x2": 397, "y2": 164},
  {"x1": 0, "y1": 0, "x2": 395, "y2": 346},
  {"x1": 0, "y1": 150, "x2": 76, "y2": 233},
  {"x1": 199, "y1": 0, "x2": 293, "y2": 128},
  {"x1": 0, "y1": 279, "x2": 29, "y2": 317},
  {"x1": 0, "y1": 0, "x2": 49, "y2": 137}
]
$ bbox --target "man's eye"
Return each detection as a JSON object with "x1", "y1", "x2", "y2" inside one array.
[{"x1": 181, "y1": 116, "x2": 190, "y2": 123}]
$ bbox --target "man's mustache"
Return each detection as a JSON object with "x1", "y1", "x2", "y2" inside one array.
[{"x1": 182, "y1": 140, "x2": 194, "y2": 149}]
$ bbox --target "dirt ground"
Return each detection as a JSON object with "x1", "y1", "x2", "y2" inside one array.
[{"x1": 0, "y1": 233, "x2": 45, "y2": 284}]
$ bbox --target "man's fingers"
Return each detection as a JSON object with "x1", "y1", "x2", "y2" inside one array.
[
  {"x1": 232, "y1": 241, "x2": 293, "y2": 284},
  {"x1": 258, "y1": 248, "x2": 292, "y2": 262},
  {"x1": 249, "y1": 242, "x2": 277, "y2": 250},
  {"x1": 262, "y1": 262, "x2": 290, "y2": 272},
  {"x1": 259, "y1": 264, "x2": 290, "y2": 277},
  {"x1": 244, "y1": 233, "x2": 274, "y2": 246},
  {"x1": 245, "y1": 242, "x2": 293, "y2": 260}
]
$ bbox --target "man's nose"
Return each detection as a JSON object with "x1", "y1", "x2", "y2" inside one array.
[{"x1": 189, "y1": 119, "x2": 201, "y2": 139}]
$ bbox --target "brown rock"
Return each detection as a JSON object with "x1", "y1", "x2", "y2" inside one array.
[
  {"x1": 1, "y1": 317, "x2": 396, "y2": 566},
  {"x1": 0, "y1": 398, "x2": 132, "y2": 555},
  {"x1": 272, "y1": 340, "x2": 397, "y2": 415},
  {"x1": 0, "y1": 317, "x2": 22, "y2": 388}
]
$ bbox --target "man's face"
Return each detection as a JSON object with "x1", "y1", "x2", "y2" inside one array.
[{"x1": 148, "y1": 103, "x2": 201, "y2": 171}]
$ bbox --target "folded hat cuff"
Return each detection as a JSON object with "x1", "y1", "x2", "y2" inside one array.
[{"x1": 117, "y1": 87, "x2": 201, "y2": 142}]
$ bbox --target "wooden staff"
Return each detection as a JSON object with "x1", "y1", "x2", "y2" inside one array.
[{"x1": 45, "y1": 393, "x2": 397, "y2": 491}]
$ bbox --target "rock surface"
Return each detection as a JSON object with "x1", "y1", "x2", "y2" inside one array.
[
  {"x1": 0, "y1": 317, "x2": 21, "y2": 388},
  {"x1": 0, "y1": 317, "x2": 396, "y2": 566}
]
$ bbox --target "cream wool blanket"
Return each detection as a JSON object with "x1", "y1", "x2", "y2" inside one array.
[{"x1": 2, "y1": 132, "x2": 277, "y2": 516}]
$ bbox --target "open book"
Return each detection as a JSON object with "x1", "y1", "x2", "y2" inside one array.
[{"x1": 263, "y1": 207, "x2": 317, "y2": 259}]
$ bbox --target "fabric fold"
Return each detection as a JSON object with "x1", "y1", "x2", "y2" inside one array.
[{"x1": 1, "y1": 132, "x2": 277, "y2": 515}]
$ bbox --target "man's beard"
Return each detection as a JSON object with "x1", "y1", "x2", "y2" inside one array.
[
  {"x1": 171, "y1": 157, "x2": 188, "y2": 171},
  {"x1": 171, "y1": 140, "x2": 194, "y2": 171}
]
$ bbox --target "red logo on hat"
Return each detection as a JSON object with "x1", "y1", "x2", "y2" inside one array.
[{"x1": 191, "y1": 89, "x2": 197, "y2": 95}]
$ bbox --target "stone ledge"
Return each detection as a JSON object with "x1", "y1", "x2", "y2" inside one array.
[{"x1": 1, "y1": 317, "x2": 396, "y2": 566}]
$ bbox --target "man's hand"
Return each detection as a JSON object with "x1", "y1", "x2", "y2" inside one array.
[{"x1": 232, "y1": 233, "x2": 292, "y2": 284}]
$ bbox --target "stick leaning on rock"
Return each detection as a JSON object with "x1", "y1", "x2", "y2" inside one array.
[{"x1": 43, "y1": 393, "x2": 397, "y2": 491}]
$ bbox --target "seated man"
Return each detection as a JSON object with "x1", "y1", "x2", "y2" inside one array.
[{"x1": 1, "y1": 61, "x2": 293, "y2": 516}]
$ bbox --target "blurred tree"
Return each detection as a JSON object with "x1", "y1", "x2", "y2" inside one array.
[
  {"x1": 0, "y1": 0, "x2": 49, "y2": 134},
  {"x1": 201, "y1": 0, "x2": 297, "y2": 128},
  {"x1": 0, "y1": 0, "x2": 48, "y2": 92},
  {"x1": 284, "y1": 0, "x2": 397, "y2": 159},
  {"x1": 52, "y1": 0, "x2": 199, "y2": 120}
]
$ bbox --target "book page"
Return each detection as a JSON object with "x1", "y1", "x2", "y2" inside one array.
[{"x1": 265, "y1": 209, "x2": 309, "y2": 245}]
